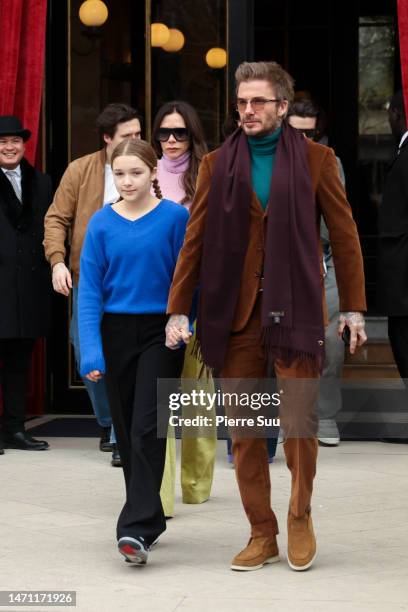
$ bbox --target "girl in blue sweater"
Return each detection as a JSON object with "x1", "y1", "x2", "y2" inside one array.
[{"x1": 78, "y1": 139, "x2": 189, "y2": 565}]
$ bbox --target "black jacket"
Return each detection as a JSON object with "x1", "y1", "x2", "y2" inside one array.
[
  {"x1": 0, "y1": 158, "x2": 53, "y2": 338},
  {"x1": 377, "y1": 137, "x2": 408, "y2": 315}
]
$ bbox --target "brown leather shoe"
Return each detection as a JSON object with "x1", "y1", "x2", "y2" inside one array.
[
  {"x1": 287, "y1": 509, "x2": 316, "y2": 571},
  {"x1": 231, "y1": 536, "x2": 280, "y2": 571}
]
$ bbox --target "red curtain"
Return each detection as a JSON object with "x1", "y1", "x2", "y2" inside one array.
[
  {"x1": 0, "y1": 0, "x2": 47, "y2": 163},
  {"x1": 0, "y1": 0, "x2": 48, "y2": 417},
  {"x1": 398, "y1": 0, "x2": 408, "y2": 117}
]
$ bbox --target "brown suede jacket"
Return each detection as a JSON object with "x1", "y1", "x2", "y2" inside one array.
[
  {"x1": 167, "y1": 139, "x2": 366, "y2": 330},
  {"x1": 43, "y1": 149, "x2": 106, "y2": 285}
]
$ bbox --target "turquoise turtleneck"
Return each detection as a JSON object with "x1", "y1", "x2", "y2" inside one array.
[{"x1": 248, "y1": 127, "x2": 282, "y2": 210}]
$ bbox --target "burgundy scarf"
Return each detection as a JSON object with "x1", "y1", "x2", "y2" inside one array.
[{"x1": 196, "y1": 121, "x2": 325, "y2": 373}]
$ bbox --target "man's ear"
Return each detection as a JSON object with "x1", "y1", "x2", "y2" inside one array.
[
  {"x1": 103, "y1": 133, "x2": 111, "y2": 146},
  {"x1": 278, "y1": 100, "x2": 289, "y2": 118}
]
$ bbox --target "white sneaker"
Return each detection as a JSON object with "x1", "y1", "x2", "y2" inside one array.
[
  {"x1": 317, "y1": 419, "x2": 340, "y2": 446},
  {"x1": 118, "y1": 536, "x2": 149, "y2": 565}
]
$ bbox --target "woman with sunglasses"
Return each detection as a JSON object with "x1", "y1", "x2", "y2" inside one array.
[
  {"x1": 152, "y1": 101, "x2": 216, "y2": 518},
  {"x1": 152, "y1": 100, "x2": 207, "y2": 209}
]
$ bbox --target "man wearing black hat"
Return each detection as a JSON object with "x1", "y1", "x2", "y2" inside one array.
[{"x1": 0, "y1": 116, "x2": 52, "y2": 453}]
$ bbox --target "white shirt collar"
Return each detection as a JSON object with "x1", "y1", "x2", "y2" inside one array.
[
  {"x1": 1, "y1": 164, "x2": 21, "y2": 176},
  {"x1": 103, "y1": 163, "x2": 119, "y2": 206},
  {"x1": 399, "y1": 131, "x2": 408, "y2": 148}
]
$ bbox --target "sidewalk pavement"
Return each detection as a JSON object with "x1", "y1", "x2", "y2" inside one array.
[{"x1": 1, "y1": 439, "x2": 407, "y2": 612}]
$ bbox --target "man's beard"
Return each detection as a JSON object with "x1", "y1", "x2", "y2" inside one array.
[{"x1": 242, "y1": 117, "x2": 282, "y2": 137}]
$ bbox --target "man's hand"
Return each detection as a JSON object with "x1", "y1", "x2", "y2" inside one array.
[
  {"x1": 52, "y1": 262, "x2": 73, "y2": 296},
  {"x1": 85, "y1": 370, "x2": 104, "y2": 382},
  {"x1": 165, "y1": 314, "x2": 192, "y2": 349},
  {"x1": 338, "y1": 311, "x2": 367, "y2": 354}
]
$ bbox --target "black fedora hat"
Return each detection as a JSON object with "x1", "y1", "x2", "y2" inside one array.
[{"x1": 0, "y1": 116, "x2": 31, "y2": 141}]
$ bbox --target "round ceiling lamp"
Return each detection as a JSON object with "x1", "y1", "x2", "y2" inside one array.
[
  {"x1": 79, "y1": 0, "x2": 109, "y2": 27},
  {"x1": 151, "y1": 23, "x2": 170, "y2": 47},
  {"x1": 205, "y1": 47, "x2": 227, "y2": 69},
  {"x1": 162, "y1": 28, "x2": 185, "y2": 53}
]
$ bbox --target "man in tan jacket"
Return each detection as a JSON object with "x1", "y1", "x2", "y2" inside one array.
[
  {"x1": 43, "y1": 103, "x2": 141, "y2": 466},
  {"x1": 165, "y1": 62, "x2": 367, "y2": 572}
]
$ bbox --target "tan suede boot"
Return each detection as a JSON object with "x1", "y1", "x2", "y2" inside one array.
[
  {"x1": 231, "y1": 536, "x2": 280, "y2": 571},
  {"x1": 287, "y1": 509, "x2": 316, "y2": 571}
]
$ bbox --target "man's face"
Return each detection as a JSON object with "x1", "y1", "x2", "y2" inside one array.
[
  {"x1": 0, "y1": 135, "x2": 25, "y2": 169},
  {"x1": 104, "y1": 119, "x2": 141, "y2": 160},
  {"x1": 237, "y1": 80, "x2": 288, "y2": 137},
  {"x1": 287, "y1": 115, "x2": 317, "y2": 139}
]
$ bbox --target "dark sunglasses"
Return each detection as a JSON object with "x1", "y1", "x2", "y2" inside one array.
[
  {"x1": 156, "y1": 127, "x2": 189, "y2": 142},
  {"x1": 294, "y1": 127, "x2": 318, "y2": 140}
]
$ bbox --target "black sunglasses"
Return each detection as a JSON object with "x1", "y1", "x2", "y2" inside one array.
[
  {"x1": 294, "y1": 127, "x2": 318, "y2": 140},
  {"x1": 156, "y1": 127, "x2": 189, "y2": 142}
]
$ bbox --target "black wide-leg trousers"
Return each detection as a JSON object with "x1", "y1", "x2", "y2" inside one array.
[{"x1": 102, "y1": 313, "x2": 185, "y2": 545}]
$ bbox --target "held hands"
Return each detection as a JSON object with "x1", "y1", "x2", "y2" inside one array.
[
  {"x1": 165, "y1": 314, "x2": 192, "y2": 349},
  {"x1": 52, "y1": 262, "x2": 73, "y2": 296},
  {"x1": 85, "y1": 370, "x2": 104, "y2": 382},
  {"x1": 338, "y1": 311, "x2": 367, "y2": 354}
]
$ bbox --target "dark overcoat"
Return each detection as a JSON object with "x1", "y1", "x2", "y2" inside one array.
[
  {"x1": 0, "y1": 158, "x2": 53, "y2": 338},
  {"x1": 377, "y1": 138, "x2": 408, "y2": 315}
]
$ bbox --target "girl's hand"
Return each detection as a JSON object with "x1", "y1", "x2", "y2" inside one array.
[{"x1": 85, "y1": 370, "x2": 104, "y2": 382}]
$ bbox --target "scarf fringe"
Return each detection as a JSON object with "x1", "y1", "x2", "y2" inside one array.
[
  {"x1": 192, "y1": 327, "x2": 323, "y2": 378},
  {"x1": 261, "y1": 326, "x2": 323, "y2": 375},
  {"x1": 190, "y1": 336, "x2": 214, "y2": 380}
]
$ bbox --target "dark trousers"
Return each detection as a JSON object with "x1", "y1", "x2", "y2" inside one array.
[
  {"x1": 102, "y1": 313, "x2": 185, "y2": 545},
  {"x1": 388, "y1": 316, "x2": 408, "y2": 379},
  {"x1": 0, "y1": 338, "x2": 36, "y2": 435}
]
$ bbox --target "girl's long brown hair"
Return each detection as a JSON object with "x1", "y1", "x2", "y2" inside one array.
[{"x1": 152, "y1": 101, "x2": 207, "y2": 205}]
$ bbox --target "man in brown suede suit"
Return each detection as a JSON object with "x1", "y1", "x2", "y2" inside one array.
[{"x1": 165, "y1": 62, "x2": 367, "y2": 572}]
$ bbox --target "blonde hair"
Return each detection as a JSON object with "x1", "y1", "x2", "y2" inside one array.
[
  {"x1": 235, "y1": 61, "x2": 295, "y2": 104},
  {"x1": 111, "y1": 138, "x2": 162, "y2": 198}
]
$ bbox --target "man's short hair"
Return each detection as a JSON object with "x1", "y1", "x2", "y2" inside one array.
[
  {"x1": 287, "y1": 98, "x2": 328, "y2": 141},
  {"x1": 95, "y1": 103, "x2": 142, "y2": 138},
  {"x1": 287, "y1": 98, "x2": 320, "y2": 119},
  {"x1": 234, "y1": 61, "x2": 295, "y2": 103}
]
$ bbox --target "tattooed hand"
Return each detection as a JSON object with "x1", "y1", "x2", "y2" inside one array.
[
  {"x1": 338, "y1": 311, "x2": 367, "y2": 355},
  {"x1": 165, "y1": 314, "x2": 192, "y2": 349}
]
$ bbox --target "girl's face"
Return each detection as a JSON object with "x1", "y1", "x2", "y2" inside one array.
[
  {"x1": 112, "y1": 155, "x2": 156, "y2": 204},
  {"x1": 158, "y1": 112, "x2": 190, "y2": 160}
]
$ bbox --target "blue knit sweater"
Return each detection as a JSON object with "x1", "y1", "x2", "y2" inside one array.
[{"x1": 78, "y1": 199, "x2": 189, "y2": 376}]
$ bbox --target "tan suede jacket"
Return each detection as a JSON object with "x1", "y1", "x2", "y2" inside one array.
[
  {"x1": 43, "y1": 149, "x2": 106, "y2": 284},
  {"x1": 167, "y1": 139, "x2": 366, "y2": 331}
]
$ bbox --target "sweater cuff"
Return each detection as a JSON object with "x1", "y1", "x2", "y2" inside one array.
[{"x1": 79, "y1": 355, "x2": 106, "y2": 378}]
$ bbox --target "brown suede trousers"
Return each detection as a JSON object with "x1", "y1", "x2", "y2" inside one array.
[{"x1": 220, "y1": 298, "x2": 319, "y2": 538}]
